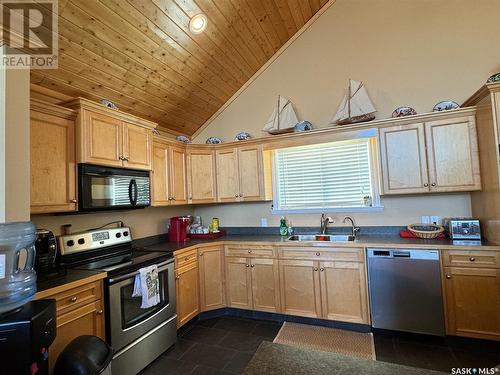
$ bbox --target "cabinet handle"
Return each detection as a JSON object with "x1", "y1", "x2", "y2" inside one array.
[
  {"x1": 175, "y1": 275, "x2": 180, "y2": 280},
  {"x1": 431, "y1": 183, "x2": 436, "y2": 187},
  {"x1": 239, "y1": 194, "x2": 243, "y2": 198},
  {"x1": 70, "y1": 297, "x2": 77, "y2": 302},
  {"x1": 199, "y1": 252, "x2": 203, "y2": 256},
  {"x1": 246, "y1": 264, "x2": 250, "y2": 268},
  {"x1": 96, "y1": 310, "x2": 103, "y2": 315},
  {"x1": 314, "y1": 267, "x2": 318, "y2": 271},
  {"x1": 446, "y1": 275, "x2": 451, "y2": 279},
  {"x1": 250, "y1": 264, "x2": 255, "y2": 268},
  {"x1": 320, "y1": 268, "x2": 324, "y2": 272},
  {"x1": 189, "y1": 197, "x2": 193, "y2": 200},
  {"x1": 70, "y1": 199, "x2": 77, "y2": 203},
  {"x1": 469, "y1": 257, "x2": 476, "y2": 262},
  {"x1": 118, "y1": 155, "x2": 124, "y2": 161},
  {"x1": 184, "y1": 257, "x2": 190, "y2": 261},
  {"x1": 123, "y1": 156, "x2": 129, "y2": 161},
  {"x1": 248, "y1": 250, "x2": 252, "y2": 254},
  {"x1": 423, "y1": 183, "x2": 429, "y2": 187},
  {"x1": 316, "y1": 252, "x2": 320, "y2": 256},
  {"x1": 235, "y1": 194, "x2": 239, "y2": 198}
]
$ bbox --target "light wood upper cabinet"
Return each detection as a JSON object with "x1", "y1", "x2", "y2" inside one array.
[
  {"x1": 216, "y1": 145, "x2": 264, "y2": 203},
  {"x1": 425, "y1": 116, "x2": 481, "y2": 192},
  {"x1": 443, "y1": 266, "x2": 500, "y2": 340},
  {"x1": 279, "y1": 259, "x2": 322, "y2": 318},
  {"x1": 187, "y1": 148, "x2": 217, "y2": 204},
  {"x1": 175, "y1": 261, "x2": 200, "y2": 328},
  {"x1": 81, "y1": 109, "x2": 124, "y2": 167},
  {"x1": 66, "y1": 98, "x2": 156, "y2": 170},
  {"x1": 319, "y1": 261, "x2": 369, "y2": 324},
  {"x1": 379, "y1": 123, "x2": 429, "y2": 194},
  {"x1": 238, "y1": 146, "x2": 264, "y2": 201},
  {"x1": 151, "y1": 139, "x2": 188, "y2": 206},
  {"x1": 122, "y1": 122, "x2": 151, "y2": 170},
  {"x1": 198, "y1": 245, "x2": 225, "y2": 311},
  {"x1": 216, "y1": 148, "x2": 239, "y2": 202},
  {"x1": 30, "y1": 101, "x2": 77, "y2": 214},
  {"x1": 379, "y1": 115, "x2": 481, "y2": 195}
]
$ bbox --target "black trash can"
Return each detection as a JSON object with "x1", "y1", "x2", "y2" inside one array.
[{"x1": 54, "y1": 335, "x2": 113, "y2": 375}]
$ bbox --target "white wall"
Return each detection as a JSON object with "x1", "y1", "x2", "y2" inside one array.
[{"x1": 190, "y1": 0, "x2": 500, "y2": 227}]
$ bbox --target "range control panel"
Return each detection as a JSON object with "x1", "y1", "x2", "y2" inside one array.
[{"x1": 58, "y1": 227, "x2": 132, "y2": 255}]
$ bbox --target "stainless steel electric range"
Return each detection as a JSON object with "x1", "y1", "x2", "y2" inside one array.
[{"x1": 58, "y1": 226, "x2": 177, "y2": 375}]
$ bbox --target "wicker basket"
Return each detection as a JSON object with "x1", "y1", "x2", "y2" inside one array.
[{"x1": 407, "y1": 223, "x2": 444, "y2": 239}]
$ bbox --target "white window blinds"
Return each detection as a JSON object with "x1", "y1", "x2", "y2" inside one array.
[{"x1": 274, "y1": 139, "x2": 374, "y2": 211}]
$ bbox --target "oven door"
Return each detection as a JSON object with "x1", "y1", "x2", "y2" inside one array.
[
  {"x1": 78, "y1": 164, "x2": 150, "y2": 212},
  {"x1": 107, "y1": 259, "x2": 176, "y2": 351}
]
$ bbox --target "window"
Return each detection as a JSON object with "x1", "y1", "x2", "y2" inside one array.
[{"x1": 273, "y1": 138, "x2": 380, "y2": 213}]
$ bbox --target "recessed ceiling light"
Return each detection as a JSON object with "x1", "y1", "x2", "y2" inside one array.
[{"x1": 189, "y1": 14, "x2": 207, "y2": 34}]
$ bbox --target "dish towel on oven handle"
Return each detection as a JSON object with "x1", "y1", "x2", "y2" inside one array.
[{"x1": 132, "y1": 264, "x2": 160, "y2": 308}]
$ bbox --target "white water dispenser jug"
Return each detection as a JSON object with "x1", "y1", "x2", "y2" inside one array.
[{"x1": 0, "y1": 222, "x2": 37, "y2": 314}]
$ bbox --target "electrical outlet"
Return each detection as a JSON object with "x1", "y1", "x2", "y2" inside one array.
[
  {"x1": 421, "y1": 216, "x2": 430, "y2": 224},
  {"x1": 430, "y1": 216, "x2": 439, "y2": 225},
  {"x1": 261, "y1": 218, "x2": 268, "y2": 227}
]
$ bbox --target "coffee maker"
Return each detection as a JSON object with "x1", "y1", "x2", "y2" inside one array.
[
  {"x1": 34, "y1": 229, "x2": 58, "y2": 273},
  {"x1": 168, "y1": 217, "x2": 190, "y2": 242}
]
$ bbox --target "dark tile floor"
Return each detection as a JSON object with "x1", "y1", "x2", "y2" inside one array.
[{"x1": 140, "y1": 316, "x2": 500, "y2": 375}]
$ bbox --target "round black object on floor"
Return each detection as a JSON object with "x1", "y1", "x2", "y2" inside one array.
[{"x1": 54, "y1": 335, "x2": 113, "y2": 375}]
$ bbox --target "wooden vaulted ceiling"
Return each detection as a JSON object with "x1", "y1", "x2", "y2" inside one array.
[{"x1": 31, "y1": 0, "x2": 330, "y2": 136}]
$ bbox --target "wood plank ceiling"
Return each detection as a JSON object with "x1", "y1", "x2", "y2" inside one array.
[{"x1": 31, "y1": 0, "x2": 328, "y2": 135}]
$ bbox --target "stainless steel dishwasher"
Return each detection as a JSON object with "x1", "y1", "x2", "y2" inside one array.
[{"x1": 367, "y1": 248, "x2": 445, "y2": 336}]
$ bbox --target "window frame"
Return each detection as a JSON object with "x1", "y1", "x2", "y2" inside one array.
[{"x1": 271, "y1": 137, "x2": 383, "y2": 214}]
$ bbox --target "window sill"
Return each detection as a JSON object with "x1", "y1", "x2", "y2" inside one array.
[{"x1": 271, "y1": 206, "x2": 385, "y2": 215}]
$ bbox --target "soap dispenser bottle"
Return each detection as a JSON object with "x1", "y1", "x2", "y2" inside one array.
[{"x1": 279, "y1": 216, "x2": 288, "y2": 236}]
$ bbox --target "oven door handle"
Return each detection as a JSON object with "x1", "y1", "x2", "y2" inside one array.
[{"x1": 107, "y1": 259, "x2": 173, "y2": 284}]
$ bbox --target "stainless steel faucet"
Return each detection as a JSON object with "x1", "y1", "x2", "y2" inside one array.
[
  {"x1": 343, "y1": 216, "x2": 360, "y2": 238},
  {"x1": 320, "y1": 213, "x2": 334, "y2": 234}
]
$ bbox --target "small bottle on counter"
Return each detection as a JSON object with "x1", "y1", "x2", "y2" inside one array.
[
  {"x1": 279, "y1": 216, "x2": 288, "y2": 236},
  {"x1": 287, "y1": 221, "x2": 294, "y2": 236}
]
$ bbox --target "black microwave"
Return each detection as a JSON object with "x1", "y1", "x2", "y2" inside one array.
[{"x1": 78, "y1": 164, "x2": 151, "y2": 212}]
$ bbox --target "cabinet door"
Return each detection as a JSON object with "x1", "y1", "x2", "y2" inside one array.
[
  {"x1": 151, "y1": 141, "x2": 170, "y2": 206},
  {"x1": 279, "y1": 259, "x2": 322, "y2": 318},
  {"x1": 49, "y1": 300, "x2": 104, "y2": 373},
  {"x1": 425, "y1": 116, "x2": 481, "y2": 192},
  {"x1": 81, "y1": 109, "x2": 123, "y2": 167},
  {"x1": 170, "y1": 146, "x2": 188, "y2": 204},
  {"x1": 250, "y1": 258, "x2": 280, "y2": 313},
  {"x1": 216, "y1": 148, "x2": 239, "y2": 202},
  {"x1": 122, "y1": 122, "x2": 152, "y2": 170},
  {"x1": 379, "y1": 123, "x2": 429, "y2": 194},
  {"x1": 225, "y1": 257, "x2": 252, "y2": 309},
  {"x1": 238, "y1": 145, "x2": 264, "y2": 201},
  {"x1": 30, "y1": 110, "x2": 76, "y2": 213},
  {"x1": 443, "y1": 267, "x2": 500, "y2": 340},
  {"x1": 198, "y1": 246, "x2": 226, "y2": 311},
  {"x1": 319, "y1": 261, "x2": 369, "y2": 324},
  {"x1": 187, "y1": 149, "x2": 217, "y2": 204},
  {"x1": 176, "y1": 262, "x2": 200, "y2": 328}
]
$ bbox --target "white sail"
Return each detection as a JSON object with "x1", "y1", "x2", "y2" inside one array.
[
  {"x1": 263, "y1": 96, "x2": 299, "y2": 132},
  {"x1": 331, "y1": 80, "x2": 377, "y2": 124}
]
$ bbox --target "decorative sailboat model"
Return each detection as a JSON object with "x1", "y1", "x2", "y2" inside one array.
[
  {"x1": 331, "y1": 79, "x2": 377, "y2": 126},
  {"x1": 263, "y1": 95, "x2": 299, "y2": 135}
]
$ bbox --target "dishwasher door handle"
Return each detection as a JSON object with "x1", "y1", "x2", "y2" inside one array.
[{"x1": 393, "y1": 250, "x2": 411, "y2": 257}]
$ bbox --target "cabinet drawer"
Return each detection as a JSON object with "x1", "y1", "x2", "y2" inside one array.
[
  {"x1": 225, "y1": 244, "x2": 275, "y2": 258},
  {"x1": 52, "y1": 281, "x2": 102, "y2": 316},
  {"x1": 175, "y1": 249, "x2": 198, "y2": 269},
  {"x1": 278, "y1": 247, "x2": 364, "y2": 262},
  {"x1": 442, "y1": 250, "x2": 499, "y2": 268}
]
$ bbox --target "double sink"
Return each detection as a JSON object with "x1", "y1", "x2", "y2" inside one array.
[{"x1": 287, "y1": 234, "x2": 356, "y2": 242}]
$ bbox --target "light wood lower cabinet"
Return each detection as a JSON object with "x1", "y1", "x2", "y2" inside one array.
[
  {"x1": 198, "y1": 246, "x2": 226, "y2": 311},
  {"x1": 225, "y1": 256, "x2": 280, "y2": 313},
  {"x1": 34, "y1": 279, "x2": 105, "y2": 374},
  {"x1": 443, "y1": 266, "x2": 500, "y2": 340},
  {"x1": 175, "y1": 261, "x2": 200, "y2": 328},
  {"x1": 279, "y1": 259, "x2": 322, "y2": 318},
  {"x1": 319, "y1": 261, "x2": 369, "y2": 324}
]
